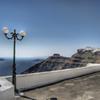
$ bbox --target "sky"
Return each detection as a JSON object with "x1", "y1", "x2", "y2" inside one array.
[{"x1": 0, "y1": 0, "x2": 100, "y2": 58}]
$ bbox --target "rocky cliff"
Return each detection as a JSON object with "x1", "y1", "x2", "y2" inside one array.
[{"x1": 22, "y1": 47, "x2": 100, "y2": 74}]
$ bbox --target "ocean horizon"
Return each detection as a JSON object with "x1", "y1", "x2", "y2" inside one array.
[{"x1": 0, "y1": 58, "x2": 44, "y2": 76}]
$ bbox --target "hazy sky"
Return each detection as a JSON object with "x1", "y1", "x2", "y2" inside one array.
[{"x1": 0, "y1": 0, "x2": 100, "y2": 58}]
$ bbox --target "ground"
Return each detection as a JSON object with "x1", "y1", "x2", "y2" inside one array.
[{"x1": 18, "y1": 72, "x2": 100, "y2": 100}]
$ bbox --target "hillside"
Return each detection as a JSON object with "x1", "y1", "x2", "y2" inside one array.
[{"x1": 22, "y1": 47, "x2": 100, "y2": 74}]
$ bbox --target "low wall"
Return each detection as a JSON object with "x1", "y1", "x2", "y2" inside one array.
[
  {"x1": 1, "y1": 63, "x2": 100, "y2": 100},
  {"x1": 6, "y1": 63, "x2": 100, "y2": 90},
  {"x1": 0, "y1": 78, "x2": 14, "y2": 100}
]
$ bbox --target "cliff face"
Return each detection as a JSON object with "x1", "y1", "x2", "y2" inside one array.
[
  {"x1": 22, "y1": 54, "x2": 71, "y2": 73},
  {"x1": 72, "y1": 47, "x2": 100, "y2": 64},
  {"x1": 22, "y1": 47, "x2": 100, "y2": 74}
]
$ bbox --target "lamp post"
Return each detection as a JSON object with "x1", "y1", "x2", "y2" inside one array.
[{"x1": 2, "y1": 27, "x2": 26, "y2": 93}]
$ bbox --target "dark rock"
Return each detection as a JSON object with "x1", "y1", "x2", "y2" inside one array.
[
  {"x1": 22, "y1": 47, "x2": 100, "y2": 74},
  {"x1": 0, "y1": 58, "x2": 5, "y2": 61}
]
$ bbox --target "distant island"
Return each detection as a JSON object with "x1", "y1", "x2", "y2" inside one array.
[
  {"x1": 0, "y1": 58, "x2": 5, "y2": 61},
  {"x1": 22, "y1": 47, "x2": 100, "y2": 74}
]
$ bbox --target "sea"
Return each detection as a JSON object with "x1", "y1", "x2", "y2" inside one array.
[{"x1": 0, "y1": 58, "x2": 43, "y2": 76}]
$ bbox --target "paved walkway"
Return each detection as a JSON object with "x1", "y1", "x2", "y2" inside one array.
[{"x1": 17, "y1": 72, "x2": 100, "y2": 100}]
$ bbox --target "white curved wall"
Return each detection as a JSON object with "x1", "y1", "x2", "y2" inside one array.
[
  {"x1": 6, "y1": 63, "x2": 100, "y2": 90},
  {"x1": 0, "y1": 78, "x2": 14, "y2": 100},
  {"x1": 1, "y1": 63, "x2": 100, "y2": 100}
]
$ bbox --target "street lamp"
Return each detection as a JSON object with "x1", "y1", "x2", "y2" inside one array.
[{"x1": 2, "y1": 27, "x2": 26, "y2": 93}]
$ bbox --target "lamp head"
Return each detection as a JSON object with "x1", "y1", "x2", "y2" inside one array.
[
  {"x1": 2, "y1": 27, "x2": 9, "y2": 34},
  {"x1": 19, "y1": 30, "x2": 26, "y2": 37}
]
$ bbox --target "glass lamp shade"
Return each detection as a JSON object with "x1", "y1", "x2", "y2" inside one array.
[
  {"x1": 19, "y1": 31, "x2": 26, "y2": 36},
  {"x1": 2, "y1": 27, "x2": 9, "y2": 33}
]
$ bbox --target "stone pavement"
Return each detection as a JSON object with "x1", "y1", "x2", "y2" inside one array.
[{"x1": 17, "y1": 72, "x2": 100, "y2": 100}]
